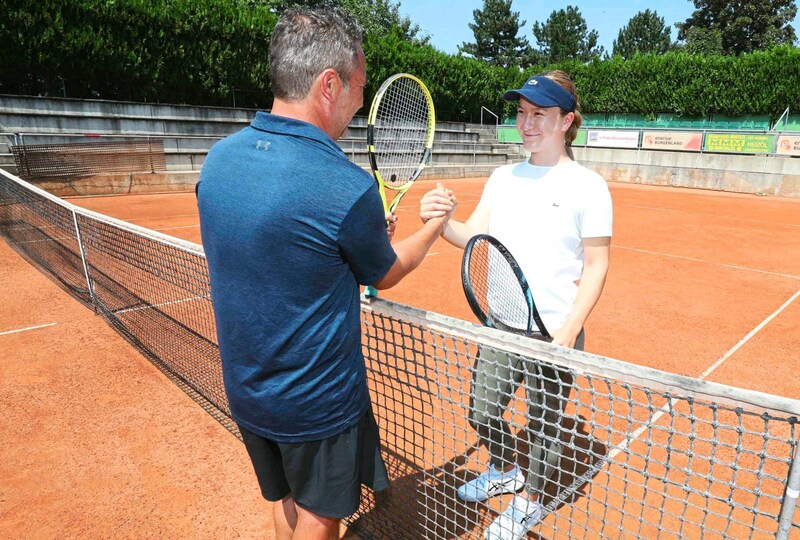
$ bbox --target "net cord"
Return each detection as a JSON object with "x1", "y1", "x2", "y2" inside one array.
[
  {"x1": 1, "y1": 170, "x2": 204, "y2": 256},
  {"x1": 362, "y1": 297, "x2": 800, "y2": 418}
]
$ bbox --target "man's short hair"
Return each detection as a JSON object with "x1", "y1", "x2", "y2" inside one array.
[{"x1": 269, "y1": 7, "x2": 363, "y2": 101}]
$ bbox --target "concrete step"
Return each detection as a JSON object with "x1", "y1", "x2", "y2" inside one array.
[{"x1": 0, "y1": 94, "x2": 518, "y2": 175}]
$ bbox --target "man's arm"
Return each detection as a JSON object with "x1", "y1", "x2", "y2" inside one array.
[{"x1": 372, "y1": 217, "x2": 447, "y2": 290}]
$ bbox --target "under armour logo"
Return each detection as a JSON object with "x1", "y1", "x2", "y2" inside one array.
[
  {"x1": 528, "y1": 79, "x2": 538, "y2": 86},
  {"x1": 255, "y1": 140, "x2": 271, "y2": 151}
]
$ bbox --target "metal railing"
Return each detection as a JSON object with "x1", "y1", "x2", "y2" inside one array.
[{"x1": 480, "y1": 106, "x2": 499, "y2": 139}]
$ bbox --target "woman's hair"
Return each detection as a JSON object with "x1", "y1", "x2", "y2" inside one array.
[{"x1": 540, "y1": 70, "x2": 582, "y2": 160}]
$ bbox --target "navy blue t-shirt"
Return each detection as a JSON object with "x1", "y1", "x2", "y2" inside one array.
[{"x1": 197, "y1": 112, "x2": 396, "y2": 442}]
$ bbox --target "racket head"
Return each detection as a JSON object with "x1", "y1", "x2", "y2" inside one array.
[
  {"x1": 367, "y1": 73, "x2": 435, "y2": 196},
  {"x1": 461, "y1": 234, "x2": 551, "y2": 341}
]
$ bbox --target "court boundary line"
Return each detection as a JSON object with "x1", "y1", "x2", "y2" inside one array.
[
  {"x1": 150, "y1": 224, "x2": 200, "y2": 233},
  {"x1": 544, "y1": 287, "x2": 800, "y2": 519},
  {"x1": 0, "y1": 322, "x2": 58, "y2": 336},
  {"x1": 618, "y1": 203, "x2": 800, "y2": 228},
  {"x1": 616, "y1": 246, "x2": 800, "y2": 280},
  {"x1": 427, "y1": 244, "x2": 800, "y2": 281},
  {"x1": 699, "y1": 288, "x2": 800, "y2": 379}
]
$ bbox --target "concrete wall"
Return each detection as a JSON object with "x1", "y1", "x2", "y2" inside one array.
[
  {"x1": 575, "y1": 147, "x2": 800, "y2": 198},
  {"x1": 4, "y1": 95, "x2": 799, "y2": 197},
  {"x1": 0, "y1": 95, "x2": 514, "y2": 175},
  {"x1": 22, "y1": 147, "x2": 800, "y2": 199}
]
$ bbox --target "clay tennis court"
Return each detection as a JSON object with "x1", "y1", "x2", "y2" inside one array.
[{"x1": 2, "y1": 176, "x2": 799, "y2": 538}]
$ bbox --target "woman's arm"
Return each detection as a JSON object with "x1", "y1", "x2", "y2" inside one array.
[{"x1": 550, "y1": 237, "x2": 611, "y2": 348}]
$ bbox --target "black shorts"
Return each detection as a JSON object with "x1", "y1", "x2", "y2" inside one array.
[{"x1": 237, "y1": 407, "x2": 390, "y2": 519}]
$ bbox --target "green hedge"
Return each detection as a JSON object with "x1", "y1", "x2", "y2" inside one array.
[
  {"x1": 564, "y1": 49, "x2": 800, "y2": 118},
  {"x1": 1, "y1": 0, "x2": 275, "y2": 108},
  {"x1": 2, "y1": 1, "x2": 799, "y2": 121}
]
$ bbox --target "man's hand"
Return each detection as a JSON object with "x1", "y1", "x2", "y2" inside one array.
[
  {"x1": 385, "y1": 212, "x2": 398, "y2": 241},
  {"x1": 420, "y1": 182, "x2": 457, "y2": 225}
]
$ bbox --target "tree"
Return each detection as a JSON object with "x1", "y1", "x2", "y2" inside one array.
[
  {"x1": 612, "y1": 9, "x2": 672, "y2": 58},
  {"x1": 260, "y1": 0, "x2": 428, "y2": 44},
  {"x1": 676, "y1": 0, "x2": 797, "y2": 54},
  {"x1": 532, "y1": 5, "x2": 604, "y2": 63},
  {"x1": 683, "y1": 27, "x2": 724, "y2": 55},
  {"x1": 459, "y1": 0, "x2": 534, "y2": 67}
]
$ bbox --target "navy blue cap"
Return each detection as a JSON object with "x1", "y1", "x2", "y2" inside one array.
[{"x1": 502, "y1": 76, "x2": 576, "y2": 112}]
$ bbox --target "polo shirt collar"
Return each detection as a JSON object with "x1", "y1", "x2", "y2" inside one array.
[{"x1": 250, "y1": 111, "x2": 343, "y2": 155}]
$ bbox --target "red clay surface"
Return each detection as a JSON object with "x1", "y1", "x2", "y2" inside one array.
[{"x1": 2, "y1": 178, "x2": 799, "y2": 538}]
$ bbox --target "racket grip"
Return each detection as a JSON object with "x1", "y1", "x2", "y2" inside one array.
[{"x1": 364, "y1": 285, "x2": 379, "y2": 298}]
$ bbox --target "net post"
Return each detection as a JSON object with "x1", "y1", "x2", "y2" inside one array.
[
  {"x1": 777, "y1": 442, "x2": 800, "y2": 539},
  {"x1": 71, "y1": 209, "x2": 96, "y2": 310}
]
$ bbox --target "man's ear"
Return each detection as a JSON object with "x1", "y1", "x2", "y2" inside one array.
[{"x1": 319, "y1": 68, "x2": 339, "y2": 103}]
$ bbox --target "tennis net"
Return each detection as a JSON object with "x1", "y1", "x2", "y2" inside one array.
[{"x1": 1, "y1": 169, "x2": 798, "y2": 539}]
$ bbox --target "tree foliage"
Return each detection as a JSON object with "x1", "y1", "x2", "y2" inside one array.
[
  {"x1": 0, "y1": 0, "x2": 276, "y2": 107},
  {"x1": 682, "y1": 27, "x2": 724, "y2": 55},
  {"x1": 612, "y1": 9, "x2": 672, "y2": 58},
  {"x1": 531, "y1": 6, "x2": 604, "y2": 63},
  {"x1": 259, "y1": 0, "x2": 427, "y2": 44},
  {"x1": 676, "y1": 0, "x2": 798, "y2": 54},
  {"x1": 459, "y1": 0, "x2": 534, "y2": 68},
  {"x1": 1, "y1": 1, "x2": 799, "y2": 122}
]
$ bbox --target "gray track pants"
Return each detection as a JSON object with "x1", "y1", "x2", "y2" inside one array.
[{"x1": 468, "y1": 331, "x2": 584, "y2": 495}]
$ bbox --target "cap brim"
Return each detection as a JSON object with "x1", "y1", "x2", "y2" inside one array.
[{"x1": 502, "y1": 89, "x2": 560, "y2": 108}]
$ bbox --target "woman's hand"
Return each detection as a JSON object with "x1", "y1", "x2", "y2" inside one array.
[
  {"x1": 420, "y1": 182, "x2": 456, "y2": 225},
  {"x1": 548, "y1": 326, "x2": 580, "y2": 348}
]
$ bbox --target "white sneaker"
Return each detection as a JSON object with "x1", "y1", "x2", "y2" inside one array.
[
  {"x1": 484, "y1": 495, "x2": 543, "y2": 540},
  {"x1": 457, "y1": 463, "x2": 525, "y2": 502}
]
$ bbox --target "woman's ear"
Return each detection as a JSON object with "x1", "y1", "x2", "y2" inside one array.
[{"x1": 562, "y1": 111, "x2": 575, "y2": 132}]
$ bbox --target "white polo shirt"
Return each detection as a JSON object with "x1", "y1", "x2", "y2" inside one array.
[{"x1": 480, "y1": 160, "x2": 613, "y2": 331}]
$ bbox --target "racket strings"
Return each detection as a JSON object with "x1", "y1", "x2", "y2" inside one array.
[
  {"x1": 468, "y1": 240, "x2": 531, "y2": 333},
  {"x1": 373, "y1": 78, "x2": 432, "y2": 188}
]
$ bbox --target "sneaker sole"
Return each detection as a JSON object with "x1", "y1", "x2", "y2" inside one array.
[{"x1": 457, "y1": 478, "x2": 525, "y2": 502}]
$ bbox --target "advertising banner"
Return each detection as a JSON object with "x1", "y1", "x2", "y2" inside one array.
[
  {"x1": 642, "y1": 131, "x2": 702, "y2": 151},
  {"x1": 587, "y1": 130, "x2": 639, "y2": 149},
  {"x1": 703, "y1": 133, "x2": 775, "y2": 154},
  {"x1": 776, "y1": 135, "x2": 800, "y2": 156},
  {"x1": 497, "y1": 126, "x2": 521, "y2": 143},
  {"x1": 498, "y1": 127, "x2": 588, "y2": 146}
]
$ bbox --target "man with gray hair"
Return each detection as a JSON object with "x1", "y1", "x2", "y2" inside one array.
[{"x1": 197, "y1": 7, "x2": 454, "y2": 540}]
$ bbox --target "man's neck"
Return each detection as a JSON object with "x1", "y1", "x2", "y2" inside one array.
[{"x1": 270, "y1": 98, "x2": 335, "y2": 139}]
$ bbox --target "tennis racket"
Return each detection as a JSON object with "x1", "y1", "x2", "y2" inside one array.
[
  {"x1": 461, "y1": 234, "x2": 551, "y2": 341},
  {"x1": 364, "y1": 73, "x2": 436, "y2": 298}
]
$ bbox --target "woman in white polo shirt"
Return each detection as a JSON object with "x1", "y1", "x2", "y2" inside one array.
[{"x1": 420, "y1": 70, "x2": 612, "y2": 540}]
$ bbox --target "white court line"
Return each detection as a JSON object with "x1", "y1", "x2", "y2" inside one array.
[
  {"x1": 427, "y1": 242, "x2": 800, "y2": 280},
  {"x1": 0, "y1": 322, "x2": 58, "y2": 336},
  {"x1": 425, "y1": 246, "x2": 462, "y2": 257},
  {"x1": 616, "y1": 245, "x2": 800, "y2": 280},
  {"x1": 699, "y1": 288, "x2": 800, "y2": 380},
  {"x1": 605, "y1": 288, "x2": 800, "y2": 462},
  {"x1": 151, "y1": 224, "x2": 200, "y2": 232},
  {"x1": 16, "y1": 236, "x2": 78, "y2": 246},
  {"x1": 548, "y1": 287, "x2": 800, "y2": 511},
  {"x1": 124, "y1": 213, "x2": 199, "y2": 223},
  {"x1": 114, "y1": 295, "x2": 209, "y2": 315},
  {"x1": 618, "y1": 203, "x2": 800, "y2": 228}
]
